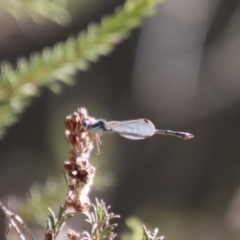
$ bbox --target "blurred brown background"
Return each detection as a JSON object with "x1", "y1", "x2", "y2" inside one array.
[{"x1": 1, "y1": 0, "x2": 240, "y2": 239}]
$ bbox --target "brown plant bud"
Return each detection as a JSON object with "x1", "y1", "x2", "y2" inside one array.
[
  {"x1": 67, "y1": 229, "x2": 80, "y2": 240},
  {"x1": 65, "y1": 131, "x2": 80, "y2": 146}
]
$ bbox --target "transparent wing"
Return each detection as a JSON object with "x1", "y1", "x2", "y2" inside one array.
[{"x1": 106, "y1": 119, "x2": 156, "y2": 140}]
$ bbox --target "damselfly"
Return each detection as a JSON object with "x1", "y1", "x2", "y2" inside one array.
[{"x1": 83, "y1": 118, "x2": 194, "y2": 140}]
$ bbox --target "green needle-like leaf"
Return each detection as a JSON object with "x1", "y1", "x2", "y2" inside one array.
[
  {"x1": 0, "y1": 0, "x2": 70, "y2": 24},
  {"x1": 47, "y1": 208, "x2": 56, "y2": 230},
  {"x1": 84, "y1": 199, "x2": 120, "y2": 240}
]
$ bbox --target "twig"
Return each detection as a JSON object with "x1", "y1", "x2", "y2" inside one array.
[{"x1": 0, "y1": 201, "x2": 35, "y2": 240}]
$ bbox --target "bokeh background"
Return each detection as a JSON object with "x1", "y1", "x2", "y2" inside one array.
[{"x1": 1, "y1": 0, "x2": 240, "y2": 239}]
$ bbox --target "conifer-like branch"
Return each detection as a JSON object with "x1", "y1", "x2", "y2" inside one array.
[
  {"x1": 0, "y1": 0, "x2": 162, "y2": 138},
  {"x1": 0, "y1": 0, "x2": 70, "y2": 24},
  {"x1": 84, "y1": 199, "x2": 120, "y2": 240}
]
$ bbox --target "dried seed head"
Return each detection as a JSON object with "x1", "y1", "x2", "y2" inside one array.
[{"x1": 63, "y1": 108, "x2": 97, "y2": 214}]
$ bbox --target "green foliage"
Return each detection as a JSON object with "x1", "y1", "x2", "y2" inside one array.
[
  {"x1": 0, "y1": 0, "x2": 162, "y2": 138},
  {"x1": 122, "y1": 218, "x2": 144, "y2": 240},
  {"x1": 19, "y1": 178, "x2": 67, "y2": 224},
  {"x1": 84, "y1": 199, "x2": 120, "y2": 240},
  {"x1": 0, "y1": 0, "x2": 70, "y2": 24},
  {"x1": 47, "y1": 206, "x2": 73, "y2": 238},
  {"x1": 122, "y1": 217, "x2": 164, "y2": 240},
  {"x1": 142, "y1": 225, "x2": 164, "y2": 240}
]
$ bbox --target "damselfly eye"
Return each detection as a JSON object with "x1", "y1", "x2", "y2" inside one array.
[{"x1": 83, "y1": 120, "x2": 90, "y2": 128}]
